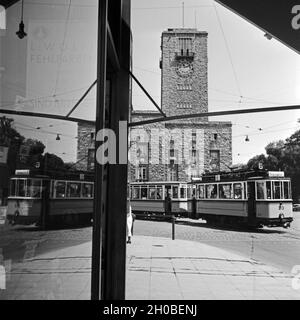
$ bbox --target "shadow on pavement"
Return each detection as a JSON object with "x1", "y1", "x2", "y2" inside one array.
[
  {"x1": 175, "y1": 219, "x2": 286, "y2": 234},
  {"x1": 6, "y1": 223, "x2": 92, "y2": 232}
]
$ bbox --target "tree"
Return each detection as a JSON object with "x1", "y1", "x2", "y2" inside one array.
[
  {"x1": 18, "y1": 138, "x2": 46, "y2": 170},
  {"x1": 247, "y1": 131, "x2": 300, "y2": 202},
  {"x1": 42, "y1": 153, "x2": 67, "y2": 175},
  {"x1": 0, "y1": 116, "x2": 25, "y2": 175}
]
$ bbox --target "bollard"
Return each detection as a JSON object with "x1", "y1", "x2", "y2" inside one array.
[{"x1": 172, "y1": 215, "x2": 175, "y2": 240}]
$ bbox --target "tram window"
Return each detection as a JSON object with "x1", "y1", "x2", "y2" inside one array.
[
  {"x1": 156, "y1": 187, "x2": 162, "y2": 199},
  {"x1": 172, "y1": 186, "x2": 179, "y2": 199},
  {"x1": 67, "y1": 182, "x2": 81, "y2": 198},
  {"x1": 82, "y1": 183, "x2": 93, "y2": 198},
  {"x1": 10, "y1": 179, "x2": 17, "y2": 197},
  {"x1": 25, "y1": 180, "x2": 31, "y2": 197},
  {"x1": 233, "y1": 183, "x2": 242, "y2": 199},
  {"x1": 219, "y1": 184, "x2": 232, "y2": 199},
  {"x1": 29, "y1": 179, "x2": 42, "y2": 198},
  {"x1": 273, "y1": 181, "x2": 281, "y2": 199},
  {"x1": 180, "y1": 187, "x2": 186, "y2": 199},
  {"x1": 149, "y1": 187, "x2": 156, "y2": 200},
  {"x1": 266, "y1": 181, "x2": 272, "y2": 199},
  {"x1": 256, "y1": 182, "x2": 265, "y2": 200},
  {"x1": 283, "y1": 181, "x2": 290, "y2": 199},
  {"x1": 18, "y1": 179, "x2": 26, "y2": 197},
  {"x1": 141, "y1": 187, "x2": 147, "y2": 199},
  {"x1": 132, "y1": 187, "x2": 140, "y2": 200},
  {"x1": 127, "y1": 185, "x2": 130, "y2": 199},
  {"x1": 55, "y1": 181, "x2": 66, "y2": 198},
  {"x1": 187, "y1": 186, "x2": 192, "y2": 199},
  {"x1": 206, "y1": 184, "x2": 217, "y2": 199},
  {"x1": 129, "y1": 186, "x2": 132, "y2": 200},
  {"x1": 197, "y1": 185, "x2": 204, "y2": 199}
]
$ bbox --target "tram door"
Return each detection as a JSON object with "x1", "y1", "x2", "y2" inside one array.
[
  {"x1": 164, "y1": 185, "x2": 172, "y2": 214},
  {"x1": 247, "y1": 182, "x2": 256, "y2": 224}
]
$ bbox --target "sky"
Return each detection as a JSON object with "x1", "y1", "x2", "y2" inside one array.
[{"x1": 1, "y1": 0, "x2": 300, "y2": 165}]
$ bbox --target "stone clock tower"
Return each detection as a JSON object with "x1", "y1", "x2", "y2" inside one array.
[
  {"x1": 77, "y1": 28, "x2": 232, "y2": 181},
  {"x1": 160, "y1": 28, "x2": 208, "y2": 121}
]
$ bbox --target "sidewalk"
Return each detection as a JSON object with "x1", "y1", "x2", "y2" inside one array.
[{"x1": 1, "y1": 235, "x2": 300, "y2": 300}]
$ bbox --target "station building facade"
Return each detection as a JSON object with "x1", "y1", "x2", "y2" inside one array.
[{"x1": 77, "y1": 28, "x2": 232, "y2": 182}]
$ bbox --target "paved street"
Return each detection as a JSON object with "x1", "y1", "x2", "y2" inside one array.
[
  {"x1": 0, "y1": 213, "x2": 300, "y2": 299},
  {"x1": 1, "y1": 235, "x2": 300, "y2": 300},
  {"x1": 134, "y1": 213, "x2": 300, "y2": 273}
]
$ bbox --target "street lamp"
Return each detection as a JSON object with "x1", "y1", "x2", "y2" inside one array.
[
  {"x1": 16, "y1": 0, "x2": 27, "y2": 39},
  {"x1": 264, "y1": 33, "x2": 272, "y2": 40}
]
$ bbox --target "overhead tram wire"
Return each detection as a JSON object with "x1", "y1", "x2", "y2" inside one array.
[
  {"x1": 133, "y1": 66, "x2": 293, "y2": 106},
  {"x1": 0, "y1": 84, "x2": 96, "y2": 111},
  {"x1": 232, "y1": 120, "x2": 298, "y2": 137},
  {"x1": 52, "y1": 0, "x2": 72, "y2": 104},
  {"x1": 213, "y1": 3, "x2": 243, "y2": 103},
  {"x1": 14, "y1": 123, "x2": 76, "y2": 140}
]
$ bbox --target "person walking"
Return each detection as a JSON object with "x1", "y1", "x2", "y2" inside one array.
[
  {"x1": 127, "y1": 200, "x2": 134, "y2": 244},
  {"x1": 164, "y1": 191, "x2": 172, "y2": 215}
]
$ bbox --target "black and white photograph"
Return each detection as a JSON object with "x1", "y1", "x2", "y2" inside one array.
[{"x1": 0, "y1": 0, "x2": 300, "y2": 306}]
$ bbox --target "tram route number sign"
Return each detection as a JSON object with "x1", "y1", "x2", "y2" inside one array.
[{"x1": 215, "y1": 0, "x2": 300, "y2": 54}]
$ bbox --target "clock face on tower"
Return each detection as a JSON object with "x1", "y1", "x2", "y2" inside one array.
[{"x1": 175, "y1": 60, "x2": 194, "y2": 78}]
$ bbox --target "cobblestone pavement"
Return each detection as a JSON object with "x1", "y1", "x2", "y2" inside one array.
[
  {"x1": 1, "y1": 213, "x2": 300, "y2": 278},
  {"x1": 133, "y1": 214, "x2": 300, "y2": 273},
  {"x1": 1, "y1": 235, "x2": 300, "y2": 300}
]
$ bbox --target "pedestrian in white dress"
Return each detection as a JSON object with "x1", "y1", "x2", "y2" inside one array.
[{"x1": 127, "y1": 202, "x2": 133, "y2": 244}]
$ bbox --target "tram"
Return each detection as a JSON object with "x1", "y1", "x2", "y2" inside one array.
[
  {"x1": 6, "y1": 170, "x2": 94, "y2": 226},
  {"x1": 129, "y1": 181, "x2": 189, "y2": 217},
  {"x1": 6, "y1": 169, "x2": 293, "y2": 229},
  {"x1": 188, "y1": 170, "x2": 293, "y2": 228}
]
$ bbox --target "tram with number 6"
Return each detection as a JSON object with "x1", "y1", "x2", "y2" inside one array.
[
  {"x1": 6, "y1": 169, "x2": 293, "y2": 229},
  {"x1": 187, "y1": 170, "x2": 293, "y2": 228}
]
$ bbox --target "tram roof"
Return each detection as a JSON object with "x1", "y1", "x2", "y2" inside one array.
[
  {"x1": 12, "y1": 169, "x2": 94, "y2": 181},
  {"x1": 190, "y1": 170, "x2": 288, "y2": 183},
  {"x1": 130, "y1": 181, "x2": 188, "y2": 186}
]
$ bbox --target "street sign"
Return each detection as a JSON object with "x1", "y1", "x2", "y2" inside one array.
[{"x1": 215, "y1": 0, "x2": 300, "y2": 54}]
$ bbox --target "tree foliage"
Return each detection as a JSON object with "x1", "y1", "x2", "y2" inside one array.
[
  {"x1": 0, "y1": 117, "x2": 68, "y2": 176},
  {"x1": 247, "y1": 130, "x2": 300, "y2": 202},
  {"x1": 0, "y1": 117, "x2": 25, "y2": 175},
  {"x1": 43, "y1": 152, "x2": 68, "y2": 175},
  {"x1": 19, "y1": 138, "x2": 46, "y2": 170}
]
